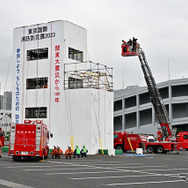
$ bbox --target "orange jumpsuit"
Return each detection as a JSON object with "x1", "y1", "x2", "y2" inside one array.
[
  {"x1": 65, "y1": 148, "x2": 73, "y2": 159},
  {"x1": 51, "y1": 148, "x2": 58, "y2": 158},
  {"x1": 56, "y1": 148, "x2": 63, "y2": 158}
]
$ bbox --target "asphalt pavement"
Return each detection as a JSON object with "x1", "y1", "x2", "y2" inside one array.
[{"x1": 0, "y1": 151, "x2": 188, "y2": 188}]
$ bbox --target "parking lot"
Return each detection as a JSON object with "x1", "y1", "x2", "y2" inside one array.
[{"x1": 0, "y1": 151, "x2": 188, "y2": 188}]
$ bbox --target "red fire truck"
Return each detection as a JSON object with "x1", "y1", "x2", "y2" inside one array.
[
  {"x1": 0, "y1": 128, "x2": 5, "y2": 147},
  {"x1": 9, "y1": 120, "x2": 50, "y2": 160},
  {"x1": 114, "y1": 131, "x2": 183, "y2": 153},
  {"x1": 177, "y1": 131, "x2": 188, "y2": 150},
  {"x1": 119, "y1": 38, "x2": 184, "y2": 153}
]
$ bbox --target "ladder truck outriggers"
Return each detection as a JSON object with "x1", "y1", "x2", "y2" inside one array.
[{"x1": 120, "y1": 38, "x2": 183, "y2": 153}]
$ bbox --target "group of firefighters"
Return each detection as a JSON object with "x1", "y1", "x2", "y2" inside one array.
[{"x1": 51, "y1": 145, "x2": 88, "y2": 159}]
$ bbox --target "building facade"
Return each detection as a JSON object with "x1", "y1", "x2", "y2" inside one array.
[
  {"x1": 3, "y1": 92, "x2": 12, "y2": 110},
  {"x1": 0, "y1": 110, "x2": 11, "y2": 134},
  {"x1": 114, "y1": 78, "x2": 188, "y2": 135},
  {"x1": 12, "y1": 20, "x2": 113, "y2": 154},
  {"x1": 0, "y1": 95, "x2": 3, "y2": 109},
  {"x1": 0, "y1": 92, "x2": 12, "y2": 134}
]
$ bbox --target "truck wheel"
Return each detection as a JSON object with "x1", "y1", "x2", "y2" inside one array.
[
  {"x1": 116, "y1": 146, "x2": 122, "y2": 150},
  {"x1": 157, "y1": 146, "x2": 164, "y2": 153},
  {"x1": 147, "y1": 146, "x2": 154, "y2": 153}
]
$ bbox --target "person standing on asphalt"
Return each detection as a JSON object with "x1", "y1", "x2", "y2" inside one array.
[
  {"x1": 0, "y1": 140, "x2": 2, "y2": 158},
  {"x1": 73, "y1": 145, "x2": 80, "y2": 158},
  {"x1": 65, "y1": 146, "x2": 73, "y2": 159},
  {"x1": 81, "y1": 145, "x2": 88, "y2": 157}
]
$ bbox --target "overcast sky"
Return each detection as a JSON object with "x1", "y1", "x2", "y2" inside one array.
[{"x1": 1, "y1": 0, "x2": 188, "y2": 94}]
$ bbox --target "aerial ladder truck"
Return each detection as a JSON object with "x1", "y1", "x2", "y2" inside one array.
[{"x1": 120, "y1": 38, "x2": 183, "y2": 153}]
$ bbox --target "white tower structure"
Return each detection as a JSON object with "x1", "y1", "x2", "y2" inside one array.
[{"x1": 12, "y1": 20, "x2": 113, "y2": 154}]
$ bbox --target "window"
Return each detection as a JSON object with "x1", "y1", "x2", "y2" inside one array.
[
  {"x1": 114, "y1": 116, "x2": 122, "y2": 131},
  {"x1": 25, "y1": 107, "x2": 47, "y2": 118},
  {"x1": 114, "y1": 100, "x2": 122, "y2": 111},
  {"x1": 68, "y1": 47, "x2": 83, "y2": 62},
  {"x1": 27, "y1": 48, "x2": 48, "y2": 61},
  {"x1": 172, "y1": 85, "x2": 188, "y2": 97},
  {"x1": 183, "y1": 135, "x2": 188, "y2": 139},
  {"x1": 172, "y1": 103, "x2": 188, "y2": 119},
  {"x1": 139, "y1": 92, "x2": 150, "y2": 105},
  {"x1": 140, "y1": 109, "x2": 152, "y2": 125},
  {"x1": 159, "y1": 87, "x2": 168, "y2": 99},
  {"x1": 125, "y1": 96, "x2": 136, "y2": 109},
  {"x1": 26, "y1": 77, "x2": 48, "y2": 89},
  {"x1": 114, "y1": 134, "x2": 118, "y2": 139},
  {"x1": 68, "y1": 77, "x2": 83, "y2": 89},
  {"x1": 125, "y1": 112, "x2": 136, "y2": 128}
]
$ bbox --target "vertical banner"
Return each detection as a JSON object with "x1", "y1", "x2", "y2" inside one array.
[
  {"x1": 54, "y1": 45, "x2": 61, "y2": 104},
  {"x1": 15, "y1": 48, "x2": 21, "y2": 124}
]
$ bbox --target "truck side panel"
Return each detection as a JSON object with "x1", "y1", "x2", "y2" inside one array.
[{"x1": 124, "y1": 134, "x2": 142, "y2": 151}]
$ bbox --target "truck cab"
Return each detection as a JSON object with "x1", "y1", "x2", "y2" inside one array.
[
  {"x1": 177, "y1": 131, "x2": 188, "y2": 149},
  {"x1": 114, "y1": 131, "x2": 124, "y2": 149}
]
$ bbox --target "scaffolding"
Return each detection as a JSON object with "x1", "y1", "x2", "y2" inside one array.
[{"x1": 64, "y1": 61, "x2": 113, "y2": 91}]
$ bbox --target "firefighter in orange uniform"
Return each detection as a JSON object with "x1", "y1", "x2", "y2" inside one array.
[
  {"x1": 65, "y1": 146, "x2": 73, "y2": 159},
  {"x1": 51, "y1": 146, "x2": 57, "y2": 158},
  {"x1": 0, "y1": 140, "x2": 2, "y2": 158},
  {"x1": 56, "y1": 146, "x2": 63, "y2": 159}
]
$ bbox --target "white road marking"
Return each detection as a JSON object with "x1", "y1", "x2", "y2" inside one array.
[
  {"x1": 46, "y1": 170, "x2": 127, "y2": 175},
  {"x1": 0, "y1": 178, "x2": 34, "y2": 188},
  {"x1": 93, "y1": 163, "x2": 144, "y2": 166},
  {"x1": 25, "y1": 167, "x2": 98, "y2": 171},
  {"x1": 48, "y1": 160, "x2": 122, "y2": 163},
  {"x1": 139, "y1": 168, "x2": 188, "y2": 172},
  {"x1": 71, "y1": 173, "x2": 179, "y2": 180},
  {"x1": 106, "y1": 180, "x2": 185, "y2": 186},
  {"x1": 7, "y1": 164, "x2": 81, "y2": 168},
  {"x1": 114, "y1": 165, "x2": 168, "y2": 169}
]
